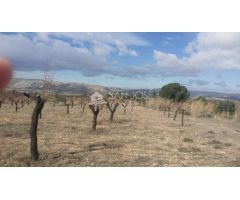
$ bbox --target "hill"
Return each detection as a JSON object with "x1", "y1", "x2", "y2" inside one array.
[{"x1": 6, "y1": 78, "x2": 240, "y2": 100}]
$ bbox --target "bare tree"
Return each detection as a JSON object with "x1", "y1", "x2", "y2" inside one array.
[
  {"x1": 66, "y1": 100, "x2": 70, "y2": 114},
  {"x1": 71, "y1": 98, "x2": 74, "y2": 108},
  {"x1": 14, "y1": 100, "x2": 19, "y2": 112},
  {"x1": 181, "y1": 109, "x2": 185, "y2": 126},
  {"x1": 121, "y1": 100, "x2": 129, "y2": 114},
  {"x1": 173, "y1": 102, "x2": 185, "y2": 126},
  {"x1": 29, "y1": 65, "x2": 54, "y2": 160},
  {"x1": 81, "y1": 97, "x2": 88, "y2": 112},
  {"x1": 174, "y1": 107, "x2": 180, "y2": 120},
  {"x1": 105, "y1": 98, "x2": 119, "y2": 122},
  {"x1": 29, "y1": 95, "x2": 45, "y2": 160},
  {"x1": 89, "y1": 104, "x2": 100, "y2": 130}
]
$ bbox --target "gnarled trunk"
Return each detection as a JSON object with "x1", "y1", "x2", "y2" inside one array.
[
  {"x1": 109, "y1": 111, "x2": 114, "y2": 121},
  {"x1": 89, "y1": 104, "x2": 100, "y2": 130},
  {"x1": 106, "y1": 99, "x2": 119, "y2": 122},
  {"x1": 29, "y1": 96, "x2": 45, "y2": 161},
  {"x1": 92, "y1": 113, "x2": 97, "y2": 130}
]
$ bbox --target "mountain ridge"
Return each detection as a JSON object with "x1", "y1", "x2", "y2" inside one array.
[{"x1": 6, "y1": 78, "x2": 240, "y2": 100}]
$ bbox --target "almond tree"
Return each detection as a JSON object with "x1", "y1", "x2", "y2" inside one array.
[
  {"x1": 14, "y1": 99, "x2": 19, "y2": 112},
  {"x1": 173, "y1": 102, "x2": 186, "y2": 126},
  {"x1": 29, "y1": 68, "x2": 53, "y2": 160},
  {"x1": 81, "y1": 97, "x2": 88, "y2": 112},
  {"x1": 29, "y1": 95, "x2": 45, "y2": 160},
  {"x1": 66, "y1": 100, "x2": 70, "y2": 114},
  {"x1": 121, "y1": 99, "x2": 129, "y2": 114},
  {"x1": 105, "y1": 98, "x2": 119, "y2": 122},
  {"x1": 89, "y1": 104, "x2": 100, "y2": 130}
]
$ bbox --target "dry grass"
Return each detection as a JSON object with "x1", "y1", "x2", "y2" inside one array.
[{"x1": 1, "y1": 101, "x2": 240, "y2": 167}]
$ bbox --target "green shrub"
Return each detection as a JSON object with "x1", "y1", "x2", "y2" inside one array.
[
  {"x1": 159, "y1": 83, "x2": 190, "y2": 102},
  {"x1": 215, "y1": 100, "x2": 236, "y2": 115}
]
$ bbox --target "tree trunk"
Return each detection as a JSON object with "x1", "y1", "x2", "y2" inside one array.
[
  {"x1": 168, "y1": 107, "x2": 170, "y2": 117},
  {"x1": 109, "y1": 111, "x2": 114, "y2": 122},
  {"x1": 82, "y1": 104, "x2": 86, "y2": 112},
  {"x1": 92, "y1": 113, "x2": 97, "y2": 130},
  {"x1": 0, "y1": 101, "x2": 2, "y2": 109},
  {"x1": 89, "y1": 105, "x2": 100, "y2": 130},
  {"x1": 15, "y1": 102, "x2": 18, "y2": 112},
  {"x1": 181, "y1": 109, "x2": 185, "y2": 126},
  {"x1": 123, "y1": 106, "x2": 126, "y2": 114},
  {"x1": 21, "y1": 101, "x2": 24, "y2": 108},
  {"x1": 174, "y1": 108, "x2": 179, "y2": 120},
  {"x1": 29, "y1": 96, "x2": 45, "y2": 161},
  {"x1": 106, "y1": 99, "x2": 119, "y2": 122},
  {"x1": 66, "y1": 104, "x2": 70, "y2": 114}
]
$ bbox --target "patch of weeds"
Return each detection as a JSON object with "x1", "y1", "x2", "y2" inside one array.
[
  {"x1": 184, "y1": 138, "x2": 193, "y2": 143},
  {"x1": 208, "y1": 130, "x2": 216, "y2": 134},
  {"x1": 85, "y1": 141, "x2": 122, "y2": 152},
  {"x1": 178, "y1": 147, "x2": 201, "y2": 153},
  {"x1": 208, "y1": 140, "x2": 222, "y2": 145},
  {"x1": 71, "y1": 126, "x2": 78, "y2": 130},
  {"x1": 225, "y1": 143, "x2": 232, "y2": 147}
]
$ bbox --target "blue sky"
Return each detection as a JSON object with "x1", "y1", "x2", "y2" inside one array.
[{"x1": 0, "y1": 32, "x2": 240, "y2": 93}]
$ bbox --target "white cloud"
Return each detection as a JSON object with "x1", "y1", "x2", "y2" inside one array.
[
  {"x1": 2, "y1": 32, "x2": 240, "y2": 79},
  {"x1": 92, "y1": 43, "x2": 115, "y2": 57},
  {"x1": 51, "y1": 32, "x2": 149, "y2": 46},
  {"x1": 186, "y1": 32, "x2": 240, "y2": 52},
  {"x1": 0, "y1": 32, "x2": 147, "y2": 76},
  {"x1": 151, "y1": 33, "x2": 240, "y2": 76},
  {"x1": 115, "y1": 33, "x2": 240, "y2": 78},
  {"x1": 48, "y1": 32, "x2": 147, "y2": 57}
]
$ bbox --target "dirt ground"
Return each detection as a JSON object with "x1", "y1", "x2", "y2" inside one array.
[{"x1": 1, "y1": 101, "x2": 240, "y2": 167}]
